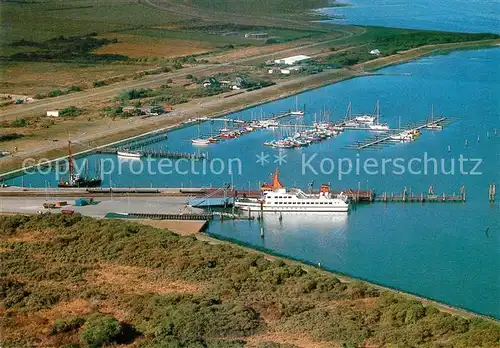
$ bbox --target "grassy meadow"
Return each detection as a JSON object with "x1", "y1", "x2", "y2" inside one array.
[
  {"x1": 0, "y1": 0, "x2": 335, "y2": 96},
  {"x1": 1, "y1": 214, "x2": 499, "y2": 347}
]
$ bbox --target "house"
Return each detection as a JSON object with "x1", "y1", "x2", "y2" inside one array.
[
  {"x1": 46, "y1": 110, "x2": 59, "y2": 117},
  {"x1": 370, "y1": 49, "x2": 381, "y2": 56},
  {"x1": 274, "y1": 55, "x2": 312, "y2": 66},
  {"x1": 280, "y1": 66, "x2": 303, "y2": 75}
]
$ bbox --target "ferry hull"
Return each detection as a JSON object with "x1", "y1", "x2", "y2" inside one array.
[{"x1": 234, "y1": 202, "x2": 349, "y2": 213}]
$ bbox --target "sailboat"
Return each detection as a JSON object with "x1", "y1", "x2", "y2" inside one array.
[
  {"x1": 390, "y1": 116, "x2": 414, "y2": 142},
  {"x1": 343, "y1": 102, "x2": 358, "y2": 127},
  {"x1": 369, "y1": 101, "x2": 390, "y2": 131},
  {"x1": 192, "y1": 121, "x2": 210, "y2": 145},
  {"x1": 58, "y1": 141, "x2": 102, "y2": 188},
  {"x1": 290, "y1": 96, "x2": 304, "y2": 116},
  {"x1": 427, "y1": 105, "x2": 443, "y2": 130}
]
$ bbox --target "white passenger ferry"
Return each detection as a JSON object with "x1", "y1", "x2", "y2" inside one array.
[{"x1": 234, "y1": 170, "x2": 349, "y2": 213}]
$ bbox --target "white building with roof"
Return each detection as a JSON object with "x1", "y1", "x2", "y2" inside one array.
[{"x1": 274, "y1": 55, "x2": 311, "y2": 66}]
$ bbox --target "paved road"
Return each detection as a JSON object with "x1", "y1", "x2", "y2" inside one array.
[{"x1": 0, "y1": 196, "x2": 201, "y2": 218}]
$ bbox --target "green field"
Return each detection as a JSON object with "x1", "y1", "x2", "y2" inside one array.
[
  {"x1": 167, "y1": 0, "x2": 332, "y2": 15},
  {"x1": 0, "y1": 0, "x2": 334, "y2": 54},
  {"x1": 0, "y1": 0, "x2": 188, "y2": 44}
]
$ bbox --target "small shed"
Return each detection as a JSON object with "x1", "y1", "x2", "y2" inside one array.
[
  {"x1": 369, "y1": 49, "x2": 381, "y2": 56},
  {"x1": 46, "y1": 110, "x2": 59, "y2": 117}
]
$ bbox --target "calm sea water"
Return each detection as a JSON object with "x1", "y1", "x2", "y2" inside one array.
[
  {"x1": 9, "y1": 47, "x2": 500, "y2": 317},
  {"x1": 320, "y1": 0, "x2": 500, "y2": 33}
]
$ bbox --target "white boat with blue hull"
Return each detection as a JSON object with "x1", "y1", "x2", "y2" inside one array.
[{"x1": 234, "y1": 169, "x2": 349, "y2": 213}]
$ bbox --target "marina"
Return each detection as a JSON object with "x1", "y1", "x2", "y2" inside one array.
[{"x1": 1, "y1": 47, "x2": 498, "y2": 319}]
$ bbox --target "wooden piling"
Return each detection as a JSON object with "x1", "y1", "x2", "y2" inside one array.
[{"x1": 489, "y1": 184, "x2": 496, "y2": 202}]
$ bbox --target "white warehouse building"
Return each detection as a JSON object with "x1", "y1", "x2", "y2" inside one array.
[{"x1": 274, "y1": 54, "x2": 312, "y2": 66}]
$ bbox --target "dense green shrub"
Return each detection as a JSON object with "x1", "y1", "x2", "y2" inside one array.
[
  {"x1": 1, "y1": 214, "x2": 499, "y2": 347},
  {"x1": 9, "y1": 118, "x2": 27, "y2": 128},
  {"x1": 93, "y1": 80, "x2": 108, "y2": 88},
  {"x1": 68, "y1": 85, "x2": 83, "y2": 92},
  {"x1": 81, "y1": 314, "x2": 122, "y2": 347},
  {"x1": 48, "y1": 89, "x2": 64, "y2": 98},
  {"x1": 0, "y1": 133, "x2": 24, "y2": 142},
  {"x1": 0, "y1": 279, "x2": 29, "y2": 308},
  {"x1": 118, "y1": 88, "x2": 156, "y2": 101},
  {"x1": 60, "y1": 106, "x2": 86, "y2": 117},
  {"x1": 9, "y1": 35, "x2": 128, "y2": 63}
]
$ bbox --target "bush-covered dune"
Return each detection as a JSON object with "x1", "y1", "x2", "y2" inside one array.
[{"x1": 0, "y1": 214, "x2": 499, "y2": 347}]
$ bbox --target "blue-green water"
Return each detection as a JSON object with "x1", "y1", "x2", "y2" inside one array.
[
  {"x1": 320, "y1": 0, "x2": 500, "y2": 33},
  {"x1": 10, "y1": 47, "x2": 500, "y2": 318}
]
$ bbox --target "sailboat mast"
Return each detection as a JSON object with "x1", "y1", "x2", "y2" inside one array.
[
  {"x1": 68, "y1": 140, "x2": 74, "y2": 178},
  {"x1": 376, "y1": 101, "x2": 380, "y2": 124}
]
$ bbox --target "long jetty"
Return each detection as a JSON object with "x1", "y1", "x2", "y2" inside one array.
[
  {"x1": 95, "y1": 148, "x2": 205, "y2": 160},
  {"x1": 125, "y1": 132, "x2": 169, "y2": 150},
  {"x1": 350, "y1": 117, "x2": 450, "y2": 150},
  {"x1": 106, "y1": 212, "x2": 213, "y2": 220}
]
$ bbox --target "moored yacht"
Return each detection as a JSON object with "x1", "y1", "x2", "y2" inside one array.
[
  {"x1": 354, "y1": 114, "x2": 376, "y2": 124},
  {"x1": 191, "y1": 138, "x2": 210, "y2": 145},
  {"x1": 235, "y1": 169, "x2": 349, "y2": 213},
  {"x1": 369, "y1": 123, "x2": 390, "y2": 131}
]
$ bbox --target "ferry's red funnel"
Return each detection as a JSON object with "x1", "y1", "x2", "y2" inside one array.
[{"x1": 261, "y1": 168, "x2": 283, "y2": 191}]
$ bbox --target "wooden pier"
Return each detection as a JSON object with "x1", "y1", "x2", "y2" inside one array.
[
  {"x1": 489, "y1": 184, "x2": 496, "y2": 202},
  {"x1": 112, "y1": 129, "x2": 169, "y2": 150},
  {"x1": 189, "y1": 185, "x2": 466, "y2": 205},
  {"x1": 344, "y1": 117, "x2": 454, "y2": 150},
  {"x1": 107, "y1": 212, "x2": 213, "y2": 220},
  {"x1": 96, "y1": 148, "x2": 205, "y2": 160},
  {"x1": 374, "y1": 186, "x2": 466, "y2": 203},
  {"x1": 126, "y1": 133, "x2": 169, "y2": 150},
  {"x1": 194, "y1": 188, "x2": 375, "y2": 203}
]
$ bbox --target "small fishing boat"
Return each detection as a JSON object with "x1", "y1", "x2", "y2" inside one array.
[{"x1": 117, "y1": 150, "x2": 142, "y2": 159}]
